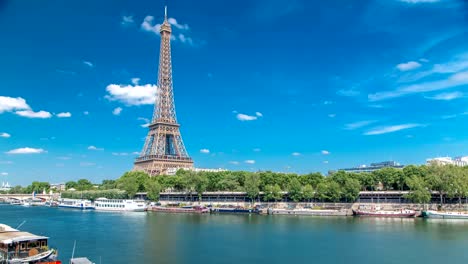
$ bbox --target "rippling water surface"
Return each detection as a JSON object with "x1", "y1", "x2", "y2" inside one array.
[{"x1": 1, "y1": 205, "x2": 468, "y2": 263}]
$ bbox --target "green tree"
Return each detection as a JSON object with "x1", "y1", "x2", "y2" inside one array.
[
  {"x1": 65, "y1": 181, "x2": 77, "y2": 190},
  {"x1": 302, "y1": 184, "x2": 314, "y2": 202},
  {"x1": 272, "y1": 184, "x2": 283, "y2": 202},
  {"x1": 218, "y1": 174, "x2": 241, "y2": 191},
  {"x1": 300, "y1": 173, "x2": 323, "y2": 188},
  {"x1": 263, "y1": 185, "x2": 275, "y2": 202},
  {"x1": 288, "y1": 177, "x2": 303, "y2": 202},
  {"x1": 244, "y1": 173, "x2": 260, "y2": 202},
  {"x1": 100, "y1": 180, "x2": 117, "y2": 190},
  {"x1": 191, "y1": 173, "x2": 208, "y2": 201},
  {"x1": 76, "y1": 179, "x2": 93, "y2": 191},
  {"x1": 117, "y1": 176, "x2": 139, "y2": 198},
  {"x1": 404, "y1": 176, "x2": 431, "y2": 204},
  {"x1": 341, "y1": 178, "x2": 361, "y2": 202},
  {"x1": 145, "y1": 180, "x2": 161, "y2": 201}
]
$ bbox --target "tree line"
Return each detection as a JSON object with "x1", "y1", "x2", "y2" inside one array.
[{"x1": 4, "y1": 164, "x2": 467, "y2": 204}]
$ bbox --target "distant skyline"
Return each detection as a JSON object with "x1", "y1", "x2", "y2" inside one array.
[{"x1": 0, "y1": 0, "x2": 467, "y2": 185}]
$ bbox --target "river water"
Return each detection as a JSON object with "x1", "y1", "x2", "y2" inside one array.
[{"x1": 1, "y1": 205, "x2": 468, "y2": 263}]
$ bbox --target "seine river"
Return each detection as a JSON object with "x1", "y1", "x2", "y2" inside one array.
[{"x1": 2, "y1": 205, "x2": 468, "y2": 263}]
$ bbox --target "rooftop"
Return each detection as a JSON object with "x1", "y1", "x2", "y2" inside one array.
[{"x1": 0, "y1": 224, "x2": 48, "y2": 244}]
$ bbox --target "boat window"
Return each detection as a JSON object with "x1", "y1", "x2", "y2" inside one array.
[
  {"x1": 41, "y1": 241, "x2": 46, "y2": 247},
  {"x1": 20, "y1": 243, "x2": 26, "y2": 250}
]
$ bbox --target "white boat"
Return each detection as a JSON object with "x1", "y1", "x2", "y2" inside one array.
[
  {"x1": 58, "y1": 199, "x2": 95, "y2": 210},
  {"x1": 424, "y1": 210, "x2": 468, "y2": 219},
  {"x1": 94, "y1": 198, "x2": 147, "y2": 212},
  {"x1": 21, "y1": 201, "x2": 31, "y2": 207},
  {"x1": 8, "y1": 200, "x2": 21, "y2": 206}
]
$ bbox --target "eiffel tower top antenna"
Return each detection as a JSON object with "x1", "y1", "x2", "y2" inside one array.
[{"x1": 164, "y1": 5, "x2": 167, "y2": 21}]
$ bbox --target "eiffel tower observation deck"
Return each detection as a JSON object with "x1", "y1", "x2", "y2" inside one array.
[{"x1": 134, "y1": 6, "x2": 194, "y2": 176}]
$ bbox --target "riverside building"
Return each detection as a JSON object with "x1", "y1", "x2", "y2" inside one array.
[
  {"x1": 332, "y1": 161, "x2": 404, "y2": 174},
  {"x1": 426, "y1": 156, "x2": 468, "y2": 166}
]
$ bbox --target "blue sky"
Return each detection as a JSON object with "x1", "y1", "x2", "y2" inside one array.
[{"x1": 0, "y1": 0, "x2": 467, "y2": 185}]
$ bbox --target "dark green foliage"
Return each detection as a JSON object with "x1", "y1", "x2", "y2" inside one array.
[{"x1": 8, "y1": 164, "x2": 468, "y2": 204}]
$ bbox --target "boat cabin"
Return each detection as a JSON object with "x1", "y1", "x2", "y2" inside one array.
[{"x1": 0, "y1": 224, "x2": 54, "y2": 263}]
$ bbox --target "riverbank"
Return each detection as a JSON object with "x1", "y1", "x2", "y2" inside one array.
[{"x1": 2, "y1": 205, "x2": 468, "y2": 264}]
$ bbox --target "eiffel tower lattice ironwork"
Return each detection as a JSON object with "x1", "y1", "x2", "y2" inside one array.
[{"x1": 134, "y1": 6, "x2": 193, "y2": 176}]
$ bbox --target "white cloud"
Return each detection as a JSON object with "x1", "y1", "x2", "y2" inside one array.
[
  {"x1": 328, "y1": 114, "x2": 336, "y2": 118},
  {"x1": 396, "y1": 61, "x2": 421, "y2": 71},
  {"x1": 57, "y1": 156, "x2": 71, "y2": 160},
  {"x1": 167, "y1": 18, "x2": 189, "y2": 30},
  {"x1": 321, "y1": 150, "x2": 330, "y2": 155},
  {"x1": 0, "y1": 96, "x2": 30, "y2": 113},
  {"x1": 83, "y1": 111, "x2": 89, "y2": 115},
  {"x1": 132, "y1": 152, "x2": 140, "y2": 155},
  {"x1": 131, "y1": 78, "x2": 140, "y2": 85},
  {"x1": 177, "y1": 34, "x2": 194, "y2": 45},
  {"x1": 344, "y1": 120, "x2": 376, "y2": 130},
  {"x1": 425, "y1": 91, "x2": 464, "y2": 101},
  {"x1": 15, "y1": 110, "x2": 52, "y2": 119},
  {"x1": 83, "y1": 61, "x2": 94, "y2": 68},
  {"x1": 292, "y1": 152, "x2": 301, "y2": 156},
  {"x1": 105, "y1": 83, "x2": 157, "y2": 106},
  {"x1": 88, "y1": 146, "x2": 104, "y2": 151},
  {"x1": 6, "y1": 147, "x2": 46, "y2": 154},
  {"x1": 200, "y1": 149, "x2": 210, "y2": 154},
  {"x1": 245, "y1": 160, "x2": 256, "y2": 164},
  {"x1": 364, "y1": 124, "x2": 423, "y2": 136},
  {"x1": 141, "y1": 16, "x2": 162, "y2": 35},
  {"x1": 0, "y1": 96, "x2": 48, "y2": 119},
  {"x1": 369, "y1": 71, "x2": 468, "y2": 101},
  {"x1": 399, "y1": 0, "x2": 440, "y2": 3},
  {"x1": 229, "y1": 161, "x2": 240, "y2": 165},
  {"x1": 113, "y1": 107, "x2": 123, "y2": 116},
  {"x1": 0, "y1": 132, "x2": 10, "y2": 138},
  {"x1": 323, "y1": 100, "x2": 333, "y2": 105},
  {"x1": 138, "y1": 117, "x2": 150, "y2": 128},
  {"x1": 141, "y1": 16, "x2": 195, "y2": 46},
  {"x1": 56, "y1": 112, "x2": 71, "y2": 118},
  {"x1": 121, "y1": 15, "x2": 134, "y2": 26},
  {"x1": 1, "y1": 172, "x2": 7, "y2": 176},
  {"x1": 253, "y1": 148, "x2": 261, "y2": 152},
  {"x1": 80, "y1": 162, "x2": 95, "y2": 167},
  {"x1": 255, "y1": 112, "x2": 263, "y2": 117},
  {"x1": 112, "y1": 152, "x2": 129, "y2": 156},
  {"x1": 323, "y1": 161, "x2": 329, "y2": 164},
  {"x1": 236, "y1": 113, "x2": 262, "y2": 121}
]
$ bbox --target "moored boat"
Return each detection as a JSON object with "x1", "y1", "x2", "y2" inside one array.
[
  {"x1": 8, "y1": 200, "x2": 21, "y2": 206},
  {"x1": 353, "y1": 208, "x2": 416, "y2": 218},
  {"x1": 423, "y1": 210, "x2": 468, "y2": 219},
  {"x1": 94, "y1": 198, "x2": 147, "y2": 212},
  {"x1": 0, "y1": 224, "x2": 61, "y2": 263},
  {"x1": 210, "y1": 207, "x2": 260, "y2": 214},
  {"x1": 57, "y1": 199, "x2": 95, "y2": 210},
  {"x1": 269, "y1": 208, "x2": 349, "y2": 216},
  {"x1": 149, "y1": 205, "x2": 209, "y2": 214}
]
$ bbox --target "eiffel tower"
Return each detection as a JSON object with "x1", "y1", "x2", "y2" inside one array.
[{"x1": 134, "y1": 6, "x2": 194, "y2": 176}]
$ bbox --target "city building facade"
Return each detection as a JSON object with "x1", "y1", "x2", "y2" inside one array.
[{"x1": 332, "y1": 161, "x2": 405, "y2": 174}]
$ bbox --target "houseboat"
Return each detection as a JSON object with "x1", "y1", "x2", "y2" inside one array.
[
  {"x1": 210, "y1": 207, "x2": 260, "y2": 214},
  {"x1": 0, "y1": 224, "x2": 60, "y2": 263},
  {"x1": 353, "y1": 205, "x2": 416, "y2": 218},
  {"x1": 268, "y1": 208, "x2": 349, "y2": 216},
  {"x1": 423, "y1": 210, "x2": 468, "y2": 219},
  {"x1": 149, "y1": 205, "x2": 209, "y2": 214},
  {"x1": 94, "y1": 198, "x2": 147, "y2": 212},
  {"x1": 57, "y1": 199, "x2": 94, "y2": 210}
]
